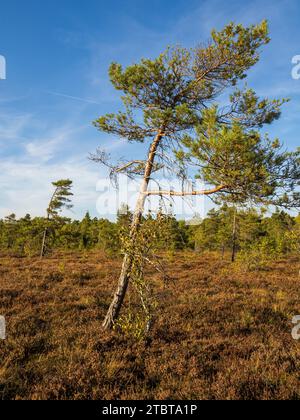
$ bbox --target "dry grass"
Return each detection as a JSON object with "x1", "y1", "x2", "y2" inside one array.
[{"x1": 0, "y1": 251, "x2": 299, "y2": 400}]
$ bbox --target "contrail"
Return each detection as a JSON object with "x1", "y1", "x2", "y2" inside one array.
[{"x1": 44, "y1": 90, "x2": 102, "y2": 105}]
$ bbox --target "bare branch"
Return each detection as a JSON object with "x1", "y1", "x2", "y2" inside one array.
[
  {"x1": 144, "y1": 185, "x2": 227, "y2": 197},
  {"x1": 115, "y1": 160, "x2": 145, "y2": 173}
]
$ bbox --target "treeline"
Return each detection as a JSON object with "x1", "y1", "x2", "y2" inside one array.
[
  {"x1": 0, "y1": 207, "x2": 189, "y2": 257},
  {"x1": 194, "y1": 206, "x2": 299, "y2": 268},
  {"x1": 0, "y1": 206, "x2": 299, "y2": 261}
]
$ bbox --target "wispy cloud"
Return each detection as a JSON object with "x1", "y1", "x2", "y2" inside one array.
[
  {"x1": 0, "y1": 112, "x2": 33, "y2": 142},
  {"x1": 23, "y1": 124, "x2": 87, "y2": 162},
  {"x1": 1, "y1": 0, "x2": 299, "y2": 219},
  {"x1": 0, "y1": 155, "x2": 106, "y2": 219},
  {"x1": 0, "y1": 107, "x2": 127, "y2": 219}
]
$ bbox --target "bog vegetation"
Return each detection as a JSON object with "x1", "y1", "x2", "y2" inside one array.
[{"x1": 0, "y1": 250, "x2": 299, "y2": 399}]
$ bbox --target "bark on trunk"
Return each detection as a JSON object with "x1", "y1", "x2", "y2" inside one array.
[
  {"x1": 222, "y1": 244, "x2": 225, "y2": 259},
  {"x1": 40, "y1": 227, "x2": 48, "y2": 258},
  {"x1": 102, "y1": 131, "x2": 164, "y2": 330},
  {"x1": 231, "y1": 208, "x2": 237, "y2": 263}
]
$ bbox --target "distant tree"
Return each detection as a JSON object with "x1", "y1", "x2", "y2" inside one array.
[
  {"x1": 97, "y1": 218, "x2": 119, "y2": 254},
  {"x1": 117, "y1": 204, "x2": 133, "y2": 230},
  {"x1": 92, "y1": 21, "x2": 299, "y2": 330},
  {"x1": 79, "y1": 212, "x2": 93, "y2": 249},
  {"x1": 4, "y1": 214, "x2": 17, "y2": 223},
  {"x1": 290, "y1": 215, "x2": 300, "y2": 259},
  {"x1": 194, "y1": 209, "x2": 220, "y2": 252},
  {"x1": 2, "y1": 214, "x2": 18, "y2": 250},
  {"x1": 40, "y1": 180, "x2": 73, "y2": 258},
  {"x1": 193, "y1": 205, "x2": 238, "y2": 258},
  {"x1": 153, "y1": 210, "x2": 188, "y2": 251},
  {"x1": 262, "y1": 210, "x2": 296, "y2": 254},
  {"x1": 238, "y1": 208, "x2": 264, "y2": 249}
]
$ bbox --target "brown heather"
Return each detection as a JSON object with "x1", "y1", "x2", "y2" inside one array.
[{"x1": 0, "y1": 251, "x2": 299, "y2": 400}]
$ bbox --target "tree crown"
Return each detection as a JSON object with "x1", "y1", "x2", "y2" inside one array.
[
  {"x1": 47, "y1": 179, "x2": 74, "y2": 218},
  {"x1": 92, "y1": 21, "x2": 299, "y2": 210}
]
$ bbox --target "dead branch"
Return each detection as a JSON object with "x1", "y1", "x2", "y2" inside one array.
[{"x1": 144, "y1": 185, "x2": 227, "y2": 197}]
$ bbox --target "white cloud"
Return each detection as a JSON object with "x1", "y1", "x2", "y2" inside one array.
[
  {"x1": 24, "y1": 124, "x2": 86, "y2": 162},
  {"x1": 0, "y1": 112, "x2": 32, "y2": 143},
  {"x1": 0, "y1": 156, "x2": 107, "y2": 219},
  {"x1": 1, "y1": 0, "x2": 299, "y2": 221},
  {"x1": 0, "y1": 107, "x2": 126, "y2": 219}
]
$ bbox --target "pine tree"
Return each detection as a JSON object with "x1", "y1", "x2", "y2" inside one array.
[
  {"x1": 79, "y1": 212, "x2": 92, "y2": 249},
  {"x1": 92, "y1": 21, "x2": 299, "y2": 330},
  {"x1": 40, "y1": 180, "x2": 73, "y2": 258}
]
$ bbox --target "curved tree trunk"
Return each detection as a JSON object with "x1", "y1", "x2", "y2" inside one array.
[{"x1": 102, "y1": 131, "x2": 164, "y2": 330}]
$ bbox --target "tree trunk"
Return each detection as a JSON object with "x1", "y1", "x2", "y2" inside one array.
[
  {"x1": 222, "y1": 244, "x2": 225, "y2": 259},
  {"x1": 40, "y1": 227, "x2": 48, "y2": 258},
  {"x1": 231, "y1": 208, "x2": 237, "y2": 263},
  {"x1": 102, "y1": 131, "x2": 164, "y2": 330}
]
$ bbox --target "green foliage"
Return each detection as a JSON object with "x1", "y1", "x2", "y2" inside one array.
[
  {"x1": 151, "y1": 208, "x2": 192, "y2": 251},
  {"x1": 180, "y1": 108, "x2": 298, "y2": 207},
  {"x1": 236, "y1": 238, "x2": 278, "y2": 272},
  {"x1": 117, "y1": 216, "x2": 159, "y2": 337},
  {"x1": 208, "y1": 21, "x2": 270, "y2": 84},
  {"x1": 93, "y1": 20, "x2": 299, "y2": 212},
  {"x1": 194, "y1": 206, "x2": 239, "y2": 252},
  {"x1": 115, "y1": 311, "x2": 149, "y2": 341},
  {"x1": 40, "y1": 180, "x2": 74, "y2": 257},
  {"x1": 288, "y1": 215, "x2": 300, "y2": 253},
  {"x1": 47, "y1": 179, "x2": 73, "y2": 218},
  {"x1": 94, "y1": 21, "x2": 276, "y2": 147},
  {"x1": 0, "y1": 207, "x2": 298, "y2": 262},
  {"x1": 193, "y1": 205, "x2": 299, "y2": 267}
]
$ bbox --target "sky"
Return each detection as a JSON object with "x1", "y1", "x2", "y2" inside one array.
[{"x1": 0, "y1": 0, "x2": 299, "y2": 220}]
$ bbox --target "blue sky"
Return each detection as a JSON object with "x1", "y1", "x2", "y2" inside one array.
[{"x1": 0, "y1": 0, "x2": 299, "y2": 219}]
